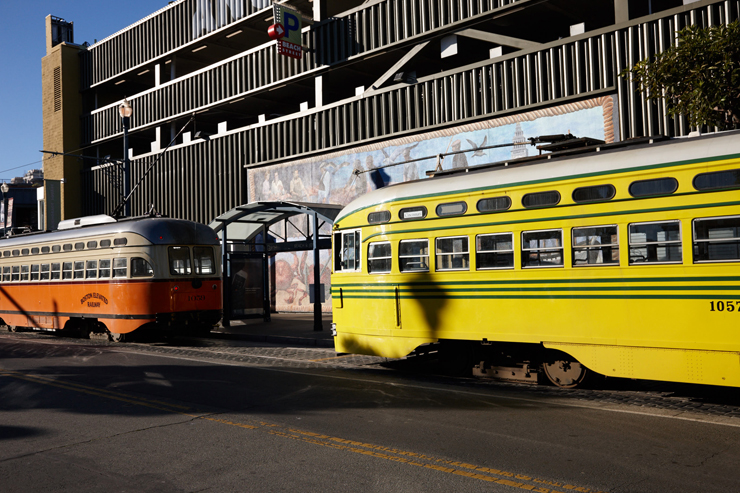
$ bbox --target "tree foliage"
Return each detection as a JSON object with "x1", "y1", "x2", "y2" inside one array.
[{"x1": 620, "y1": 20, "x2": 740, "y2": 129}]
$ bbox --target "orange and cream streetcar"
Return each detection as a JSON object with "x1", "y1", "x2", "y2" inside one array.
[{"x1": 0, "y1": 213, "x2": 222, "y2": 341}]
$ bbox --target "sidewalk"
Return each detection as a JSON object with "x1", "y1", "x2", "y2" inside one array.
[{"x1": 211, "y1": 312, "x2": 335, "y2": 348}]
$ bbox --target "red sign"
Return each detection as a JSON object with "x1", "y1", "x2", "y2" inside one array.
[
  {"x1": 277, "y1": 39, "x2": 302, "y2": 59},
  {"x1": 267, "y1": 23, "x2": 285, "y2": 40}
]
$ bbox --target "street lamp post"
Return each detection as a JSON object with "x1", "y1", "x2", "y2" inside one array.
[
  {"x1": 1, "y1": 183, "x2": 9, "y2": 237},
  {"x1": 119, "y1": 99, "x2": 133, "y2": 218}
]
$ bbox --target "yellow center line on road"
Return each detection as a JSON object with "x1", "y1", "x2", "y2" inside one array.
[{"x1": 0, "y1": 368, "x2": 605, "y2": 493}]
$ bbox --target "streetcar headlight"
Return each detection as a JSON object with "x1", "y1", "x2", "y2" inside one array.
[{"x1": 212, "y1": 284, "x2": 218, "y2": 290}]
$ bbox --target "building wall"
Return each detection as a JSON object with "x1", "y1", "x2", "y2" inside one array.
[{"x1": 41, "y1": 15, "x2": 83, "y2": 228}]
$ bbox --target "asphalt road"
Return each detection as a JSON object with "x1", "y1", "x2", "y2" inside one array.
[{"x1": 1, "y1": 332, "x2": 740, "y2": 492}]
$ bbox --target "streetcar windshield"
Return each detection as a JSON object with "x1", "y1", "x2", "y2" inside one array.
[
  {"x1": 168, "y1": 246, "x2": 192, "y2": 275},
  {"x1": 193, "y1": 247, "x2": 215, "y2": 275}
]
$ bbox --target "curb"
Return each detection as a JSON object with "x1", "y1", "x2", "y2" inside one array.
[{"x1": 209, "y1": 330, "x2": 335, "y2": 348}]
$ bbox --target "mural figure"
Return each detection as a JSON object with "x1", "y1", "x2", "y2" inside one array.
[
  {"x1": 261, "y1": 173, "x2": 271, "y2": 199},
  {"x1": 402, "y1": 143, "x2": 420, "y2": 182},
  {"x1": 367, "y1": 154, "x2": 390, "y2": 190},
  {"x1": 271, "y1": 171, "x2": 286, "y2": 199},
  {"x1": 451, "y1": 139, "x2": 469, "y2": 169},
  {"x1": 466, "y1": 136, "x2": 488, "y2": 158},
  {"x1": 289, "y1": 169, "x2": 306, "y2": 200},
  {"x1": 317, "y1": 162, "x2": 337, "y2": 203}
]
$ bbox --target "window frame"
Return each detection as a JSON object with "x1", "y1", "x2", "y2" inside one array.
[
  {"x1": 571, "y1": 225, "x2": 620, "y2": 267},
  {"x1": 692, "y1": 215, "x2": 740, "y2": 263},
  {"x1": 334, "y1": 230, "x2": 362, "y2": 273},
  {"x1": 521, "y1": 229, "x2": 565, "y2": 268},
  {"x1": 475, "y1": 233, "x2": 515, "y2": 270},
  {"x1": 628, "y1": 177, "x2": 678, "y2": 198},
  {"x1": 399, "y1": 238, "x2": 430, "y2": 273},
  {"x1": 435, "y1": 236, "x2": 470, "y2": 271},
  {"x1": 628, "y1": 220, "x2": 683, "y2": 265},
  {"x1": 367, "y1": 241, "x2": 392, "y2": 274}
]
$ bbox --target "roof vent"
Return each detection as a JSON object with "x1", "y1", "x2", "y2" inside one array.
[{"x1": 58, "y1": 215, "x2": 117, "y2": 230}]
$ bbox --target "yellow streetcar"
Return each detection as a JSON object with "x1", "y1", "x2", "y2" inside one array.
[{"x1": 331, "y1": 131, "x2": 740, "y2": 388}]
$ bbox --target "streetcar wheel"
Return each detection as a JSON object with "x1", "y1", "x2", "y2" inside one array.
[
  {"x1": 109, "y1": 332, "x2": 126, "y2": 343},
  {"x1": 7, "y1": 325, "x2": 18, "y2": 332},
  {"x1": 543, "y1": 359, "x2": 587, "y2": 388}
]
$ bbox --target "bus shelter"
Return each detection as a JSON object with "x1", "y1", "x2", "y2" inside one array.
[{"x1": 209, "y1": 201, "x2": 342, "y2": 331}]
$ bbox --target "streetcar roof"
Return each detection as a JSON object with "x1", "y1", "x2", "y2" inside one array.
[
  {"x1": 0, "y1": 217, "x2": 219, "y2": 248},
  {"x1": 334, "y1": 130, "x2": 740, "y2": 224}
]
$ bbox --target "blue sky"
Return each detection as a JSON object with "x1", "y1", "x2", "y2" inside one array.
[{"x1": 0, "y1": 0, "x2": 166, "y2": 182}]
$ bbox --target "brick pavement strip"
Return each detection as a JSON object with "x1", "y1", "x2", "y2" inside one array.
[{"x1": 2, "y1": 331, "x2": 740, "y2": 420}]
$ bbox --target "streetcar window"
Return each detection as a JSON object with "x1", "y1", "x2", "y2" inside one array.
[
  {"x1": 86, "y1": 260, "x2": 97, "y2": 279},
  {"x1": 87, "y1": 241, "x2": 98, "y2": 249},
  {"x1": 436, "y1": 236, "x2": 469, "y2": 270},
  {"x1": 399, "y1": 239, "x2": 430, "y2": 272},
  {"x1": 693, "y1": 215, "x2": 740, "y2": 262},
  {"x1": 693, "y1": 169, "x2": 740, "y2": 191},
  {"x1": 62, "y1": 262, "x2": 73, "y2": 280},
  {"x1": 168, "y1": 247, "x2": 192, "y2": 275},
  {"x1": 194, "y1": 247, "x2": 215, "y2": 275},
  {"x1": 51, "y1": 263, "x2": 61, "y2": 280},
  {"x1": 572, "y1": 185, "x2": 616, "y2": 203},
  {"x1": 11, "y1": 266, "x2": 19, "y2": 282},
  {"x1": 114, "y1": 238, "x2": 128, "y2": 246},
  {"x1": 572, "y1": 226, "x2": 619, "y2": 266},
  {"x1": 2, "y1": 251, "x2": 9, "y2": 257},
  {"x1": 20, "y1": 265, "x2": 29, "y2": 281},
  {"x1": 628, "y1": 177, "x2": 678, "y2": 197},
  {"x1": 131, "y1": 258, "x2": 154, "y2": 277},
  {"x1": 21, "y1": 249, "x2": 29, "y2": 256},
  {"x1": 2, "y1": 266, "x2": 10, "y2": 282},
  {"x1": 30, "y1": 264, "x2": 39, "y2": 281},
  {"x1": 41, "y1": 246, "x2": 50, "y2": 254},
  {"x1": 52, "y1": 245, "x2": 61, "y2": 253},
  {"x1": 63, "y1": 244, "x2": 72, "y2": 252},
  {"x1": 334, "y1": 231, "x2": 361, "y2": 272},
  {"x1": 99, "y1": 259, "x2": 111, "y2": 278},
  {"x1": 40, "y1": 264, "x2": 50, "y2": 280},
  {"x1": 113, "y1": 258, "x2": 127, "y2": 278},
  {"x1": 31, "y1": 248, "x2": 40, "y2": 255},
  {"x1": 367, "y1": 211, "x2": 391, "y2": 224},
  {"x1": 522, "y1": 191, "x2": 560, "y2": 208},
  {"x1": 476, "y1": 233, "x2": 514, "y2": 270},
  {"x1": 74, "y1": 261, "x2": 84, "y2": 279},
  {"x1": 629, "y1": 221, "x2": 682, "y2": 264},
  {"x1": 100, "y1": 239, "x2": 111, "y2": 248},
  {"x1": 367, "y1": 242, "x2": 392, "y2": 274},
  {"x1": 399, "y1": 206, "x2": 427, "y2": 221},
  {"x1": 436, "y1": 202, "x2": 467, "y2": 217},
  {"x1": 12, "y1": 250, "x2": 19, "y2": 257},
  {"x1": 522, "y1": 230, "x2": 564, "y2": 268},
  {"x1": 75, "y1": 242, "x2": 85, "y2": 251},
  {"x1": 477, "y1": 196, "x2": 511, "y2": 213}
]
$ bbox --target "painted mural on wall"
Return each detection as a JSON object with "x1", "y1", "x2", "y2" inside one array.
[{"x1": 248, "y1": 95, "x2": 617, "y2": 312}]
